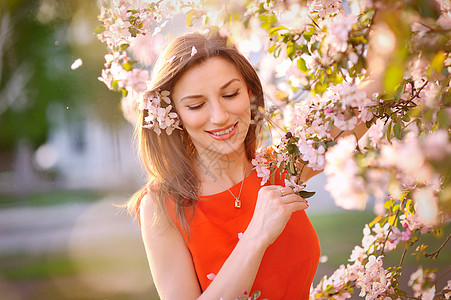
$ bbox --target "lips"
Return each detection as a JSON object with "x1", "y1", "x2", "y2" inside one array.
[{"x1": 206, "y1": 122, "x2": 238, "y2": 141}]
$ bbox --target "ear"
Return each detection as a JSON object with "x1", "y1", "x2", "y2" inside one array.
[{"x1": 248, "y1": 87, "x2": 253, "y2": 98}]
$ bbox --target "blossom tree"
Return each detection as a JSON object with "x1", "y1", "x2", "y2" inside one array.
[{"x1": 96, "y1": 0, "x2": 450, "y2": 299}]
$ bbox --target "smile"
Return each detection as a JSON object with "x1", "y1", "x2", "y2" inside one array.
[{"x1": 206, "y1": 122, "x2": 238, "y2": 140}]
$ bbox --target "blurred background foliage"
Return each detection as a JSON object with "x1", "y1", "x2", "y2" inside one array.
[{"x1": 0, "y1": 0, "x2": 121, "y2": 152}]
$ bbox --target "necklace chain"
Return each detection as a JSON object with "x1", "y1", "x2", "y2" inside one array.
[{"x1": 214, "y1": 165, "x2": 247, "y2": 208}]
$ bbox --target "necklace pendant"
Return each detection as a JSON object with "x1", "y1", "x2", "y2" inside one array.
[{"x1": 234, "y1": 198, "x2": 241, "y2": 208}]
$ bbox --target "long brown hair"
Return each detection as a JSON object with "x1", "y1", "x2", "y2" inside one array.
[{"x1": 127, "y1": 30, "x2": 265, "y2": 233}]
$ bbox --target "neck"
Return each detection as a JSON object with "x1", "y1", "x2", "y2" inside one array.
[{"x1": 196, "y1": 146, "x2": 252, "y2": 195}]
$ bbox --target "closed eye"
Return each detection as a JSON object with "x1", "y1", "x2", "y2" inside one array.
[
  {"x1": 187, "y1": 103, "x2": 205, "y2": 110},
  {"x1": 224, "y1": 90, "x2": 239, "y2": 98}
]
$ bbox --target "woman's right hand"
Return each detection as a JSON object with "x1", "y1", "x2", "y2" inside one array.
[{"x1": 244, "y1": 185, "x2": 309, "y2": 248}]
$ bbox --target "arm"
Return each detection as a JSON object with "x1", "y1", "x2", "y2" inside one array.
[
  {"x1": 140, "y1": 187, "x2": 308, "y2": 300},
  {"x1": 140, "y1": 194, "x2": 201, "y2": 299}
]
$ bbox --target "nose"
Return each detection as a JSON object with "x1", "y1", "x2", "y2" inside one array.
[{"x1": 209, "y1": 98, "x2": 229, "y2": 125}]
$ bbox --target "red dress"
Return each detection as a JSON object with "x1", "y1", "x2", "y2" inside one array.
[{"x1": 145, "y1": 170, "x2": 320, "y2": 299}]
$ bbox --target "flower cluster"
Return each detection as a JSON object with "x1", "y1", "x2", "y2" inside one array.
[
  {"x1": 137, "y1": 90, "x2": 181, "y2": 135},
  {"x1": 408, "y1": 266, "x2": 437, "y2": 300},
  {"x1": 97, "y1": 0, "x2": 183, "y2": 134}
]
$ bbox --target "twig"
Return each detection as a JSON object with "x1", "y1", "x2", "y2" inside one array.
[
  {"x1": 435, "y1": 265, "x2": 451, "y2": 283},
  {"x1": 425, "y1": 234, "x2": 451, "y2": 260},
  {"x1": 399, "y1": 246, "x2": 408, "y2": 266},
  {"x1": 380, "y1": 209, "x2": 400, "y2": 256}
]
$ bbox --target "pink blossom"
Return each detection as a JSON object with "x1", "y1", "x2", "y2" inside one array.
[
  {"x1": 251, "y1": 152, "x2": 271, "y2": 185},
  {"x1": 140, "y1": 90, "x2": 181, "y2": 135},
  {"x1": 413, "y1": 188, "x2": 440, "y2": 227},
  {"x1": 423, "y1": 129, "x2": 451, "y2": 161},
  {"x1": 129, "y1": 34, "x2": 165, "y2": 66},
  {"x1": 333, "y1": 113, "x2": 358, "y2": 131},
  {"x1": 206, "y1": 273, "x2": 216, "y2": 280},
  {"x1": 190, "y1": 46, "x2": 197, "y2": 56},
  {"x1": 125, "y1": 69, "x2": 149, "y2": 92},
  {"x1": 349, "y1": 246, "x2": 367, "y2": 263},
  {"x1": 325, "y1": 135, "x2": 369, "y2": 210},
  {"x1": 276, "y1": 4, "x2": 309, "y2": 31},
  {"x1": 284, "y1": 175, "x2": 305, "y2": 193},
  {"x1": 71, "y1": 58, "x2": 83, "y2": 70},
  {"x1": 324, "y1": 14, "x2": 356, "y2": 54},
  {"x1": 388, "y1": 226, "x2": 412, "y2": 246},
  {"x1": 357, "y1": 255, "x2": 390, "y2": 299},
  {"x1": 408, "y1": 267, "x2": 436, "y2": 299},
  {"x1": 367, "y1": 119, "x2": 385, "y2": 148},
  {"x1": 443, "y1": 280, "x2": 451, "y2": 299}
]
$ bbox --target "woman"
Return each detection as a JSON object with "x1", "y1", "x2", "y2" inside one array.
[{"x1": 128, "y1": 31, "x2": 321, "y2": 299}]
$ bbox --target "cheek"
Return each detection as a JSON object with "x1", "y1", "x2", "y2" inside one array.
[
  {"x1": 233, "y1": 97, "x2": 252, "y2": 122},
  {"x1": 178, "y1": 110, "x2": 207, "y2": 132}
]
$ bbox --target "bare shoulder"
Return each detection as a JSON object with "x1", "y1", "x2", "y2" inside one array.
[{"x1": 139, "y1": 193, "x2": 201, "y2": 299}]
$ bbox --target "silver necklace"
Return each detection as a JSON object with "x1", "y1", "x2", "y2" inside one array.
[{"x1": 214, "y1": 165, "x2": 247, "y2": 208}]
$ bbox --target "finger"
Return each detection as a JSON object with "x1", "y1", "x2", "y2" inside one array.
[
  {"x1": 280, "y1": 193, "x2": 308, "y2": 205},
  {"x1": 277, "y1": 186, "x2": 294, "y2": 197},
  {"x1": 286, "y1": 199, "x2": 309, "y2": 212}
]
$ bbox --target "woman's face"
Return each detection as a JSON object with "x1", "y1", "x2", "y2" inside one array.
[{"x1": 172, "y1": 57, "x2": 252, "y2": 159}]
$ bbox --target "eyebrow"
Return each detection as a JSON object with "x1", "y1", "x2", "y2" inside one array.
[{"x1": 179, "y1": 78, "x2": 241, "y2": 102}]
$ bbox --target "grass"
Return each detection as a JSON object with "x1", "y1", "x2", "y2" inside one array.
[
  {"x1": 0, "y1": 196, "x2": 449, "y2": 299},
  {"x1": 310, "y1": 211, "x2": 377, "y2": 265},
  {"x1": 0, "y1": 253, "x2": 77, "y2": 281},
  {"x1": 0, "y1": 189, "x2": 108, "y2": 208}
]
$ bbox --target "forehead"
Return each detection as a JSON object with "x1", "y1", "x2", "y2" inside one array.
[{"x1": 172, "y1": 57, "x2": 245, "y2": 97}]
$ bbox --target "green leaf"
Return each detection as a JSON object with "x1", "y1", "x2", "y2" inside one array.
[
  {"x1": 259, "y1": 14, "x2": 277, "y2": 30},
  {"x1": 268, "y1": 43, "x2": 276, "y2": 54},
  {"x1": 279, "y1": 162, "x2": 285, "y2": 176},
  {"x1": 289, "y1": 161, "x2": 296, "y2": 174},
  {"x1": 186, "y1": 11, "x2": 194, "y2": 27},
  {"x1": 388, "y1": 214, "x2": 397, "y2": 226},
  {"x1": 369, "y1": 215, "x2": 383, "y2": 228},
  {"x1": 408, "y1": 107, "x2": 422, "y2": 118},
  {"x1": 270, "y1": 170, "x2": 275, "y2": 185},
  {"x1": 299, "y1": 190, "x2": 316, "y2": 198},
  {"x1": 129, "y1": 27, "x2": 138, "y2": 37},
  {"x1": 287, "y1": 144, "x2": 300, "y2": 155},
  {"x1": 384, "y1": 199, "x2": 394, "y2": 209},
  {"x1": 120, "y1": 43, "x2": 130, "y2": 51},
  {"x1": 401, "y1": 114, "x2": 410, "y2": 122},
  {"x1": 250, "y1": 290, "x2": 261, "y2": 298},
  {"x1": 286, "y1": 41, "x2": 297, "y2": 59},
  {"x1": 297, "y1": 57, "x2": 308, "y2": 73},
  {"x1": 393, "y1": 122, "x2": 402, "y2": 139},
  {"x1": 122, "y1": 61, "x2": 134, "y2": 71},
  {"x1": 268, "y1": 25, "x2": 287, "y2": 36},
  {"x1": 326, "y1": 141, "x2": 337, "y2": 148},
  {"x1": 112, "y1": 80, "x2": 119, "y2": 90},
  {"x1": 303, "y1": 31, "x2": 313, "y2": 42},
  {"x1": 94, "y1": 24, "x2": 106, "y2": 34},
  {"x1": 380, "y1": 93, "x2": 395, "y2": 101},
  {"x1": 394, "y1": 83, "x2": 404, "y2": 102},
  {"x1": 386, "y1": 121, "x2": 393, "y2": 143},
  {"x1": 428, "y1": 50, "x2": 446, "y2": 78}
]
